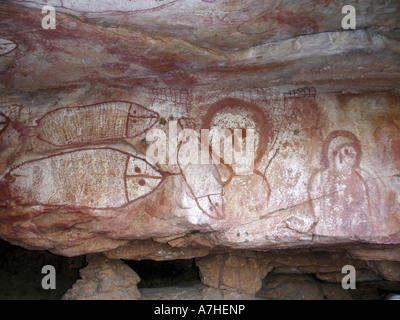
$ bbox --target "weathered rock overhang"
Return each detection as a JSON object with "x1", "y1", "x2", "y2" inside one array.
[{"x1": 0, "y1": 1, "x2": 399, "y2": 269}]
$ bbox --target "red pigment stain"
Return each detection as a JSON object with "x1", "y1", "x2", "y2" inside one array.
[{"x1": 238, "y1": 10, "x2": 319, "y2": 35}]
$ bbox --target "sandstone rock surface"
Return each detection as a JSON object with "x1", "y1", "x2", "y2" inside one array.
[
  {"x1": 0, "y1": 0, "x2": 399, "y2": 263},
  {"x1": 196, "y1": 249, "x2": 400, "y2": 294},
  {"x1": 62, "y1": 254, "x2": 141, "y2": 300}
]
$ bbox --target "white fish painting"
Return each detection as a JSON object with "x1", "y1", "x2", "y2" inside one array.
[
  {"x1": 33, "y1": 101, "x2": 159, "y2": 147},
  {"x1": 1, "y1": 148, "x2": 164, "y2": 209}
]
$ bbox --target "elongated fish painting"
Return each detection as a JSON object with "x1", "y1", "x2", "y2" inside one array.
[
  {"x1": 0, "y1": 38, "x2": 17, "y2": 56},
  {"x1": 32, "y1": 101, "x2": 159, "y2": 147},
  {"x1": 0, "y1": 148, "x2": 164, "y2": 209}
]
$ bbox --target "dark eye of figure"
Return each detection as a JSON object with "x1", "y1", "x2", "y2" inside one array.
[
  {"x1": 138, "y1": 179, "x2": 146, "y2": 186},
  {"x1": 134, "y1": 167, "x2": 141, "y2": 173},
  {"x1": 344, "y1": 148, "x2": 356, "y2": 157}
]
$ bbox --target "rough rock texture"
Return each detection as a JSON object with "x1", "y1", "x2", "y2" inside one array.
[
  {"x1": 104, "y1": 238, "x2": 210, "y2": 261},
  {"x1": 196, "y1": 248, "x2": 400, "y2": 294},
  {"x1": 61, "y1": 254, "x2": 141, "y2": 300},
  {"x1": 137, "y1": 279, "x2": 400, "y2": 300},
  {"x1": 196, "y1": 253, "x2": 270, "y2": 294},
  {"x1": 369, "y1": 261, "x2": 400, "y2": 282},
  {"x1": 0, "y1": 0, "x2": 399, "y2": 275},
  {"x1": 139, "y1": 285, "x2": 261, "y2": 300},
  {"x1": 257, "y1": 273, "x2": 399, "y2": 300}
]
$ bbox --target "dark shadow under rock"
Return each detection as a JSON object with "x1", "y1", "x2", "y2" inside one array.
[
  {"x1": 0, "y1": 239, "x2": 85, "y2": 300},
  {"x1": 257, "y1": 273, "x2": 400, "y2": 300},
  {"x1": 124, "y1": 259, "x2": 201, "y2": 288}
]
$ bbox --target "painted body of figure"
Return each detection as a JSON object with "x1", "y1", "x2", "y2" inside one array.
[{"x1": 309, "y1": 130, "x2": 373, "y2": 237}]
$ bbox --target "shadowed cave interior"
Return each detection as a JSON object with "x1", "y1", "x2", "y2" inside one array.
[{"x1": 1, "y1": 239, "x2": 399, "y2": 300}]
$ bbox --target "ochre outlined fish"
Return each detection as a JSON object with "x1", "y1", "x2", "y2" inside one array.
[
  {"x1": 1, "y1": 148, "x2": 164, "y2": 209},
  {"x1": 32, "y1": 101, "x2": 159, "y2": 147},
  {"x1": 0, "y1": 38, "x2": 17, "y2": 56}
]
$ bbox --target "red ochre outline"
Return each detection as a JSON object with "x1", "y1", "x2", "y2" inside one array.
[
  {"x1": 3, "y1": 147, "x2": 165, "y2": 210},
  {"x1": 15, "y1": 0, "x2": 181, "y2": 16},
  {"x1": 0, "y1": 112, "x2": 11, "y2": 135},
  {"x1": 126, "y1": 102, "x2": 159, "y2": 138},
  {"x1": 0, "y1": 38, "x2": 18, "y2": 57},
  {"x1": 320, "y1": 130, "x2": 362, "y2": 170},
  {"x1": 177, "y1": 118, "x2": 226, "y2": 220},
  {"x1": 202, "y1": 98, "x2": 272, "y2": 195},
  {"x1": 201, "y1": 98, "x2": 272, "y2": 167},
  {"x1": 34, "y1": 100, "x2": 159, "y2": 147},
  {"x1": 307, "y1": 130, "x2": 374, "y2": 234},
  {"x1": 201, "y1": 98, "x2": 272, "y2": 199}
]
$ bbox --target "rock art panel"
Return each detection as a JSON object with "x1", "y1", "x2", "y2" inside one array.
[
  {"x1": 283, "y1": 86, "x2": 320, "y2": 130},
  {"x1": 308, "y1": 130, "x2": 374, "y2": 237},
  {"x1": 0, "y1": 38, "x2": 17, "y2": 56},
  {"x1": 0, "y1": 148, "x2": 164, "y2": 209},
  {"x1": 202, "y1": 98, "x2": 272, "y2": 177},
  {"x1": 149, "y1": 87, "x2": 191, "y2": 120},
  {"x1": 150, "y1": 87, "x2": 190, "y2": 105},
  {"x1": 284, "y1": 86, "x2": 316, "y2": 101},
  {"x1": 261, "y1": 86, "x2": 322, "y2": 212},
  {"x1": 177, "y1": 117, "x2": 225, "y2": 220},
  {"x1": 201, "y1": 98, "x2": 272, "y2": 212},
  {"x1": 31, "y1": 101, "x2": 159, "y2": 147},
  {"x1": 219, "y1": 87, "x2": 282, "y2": 102}
]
